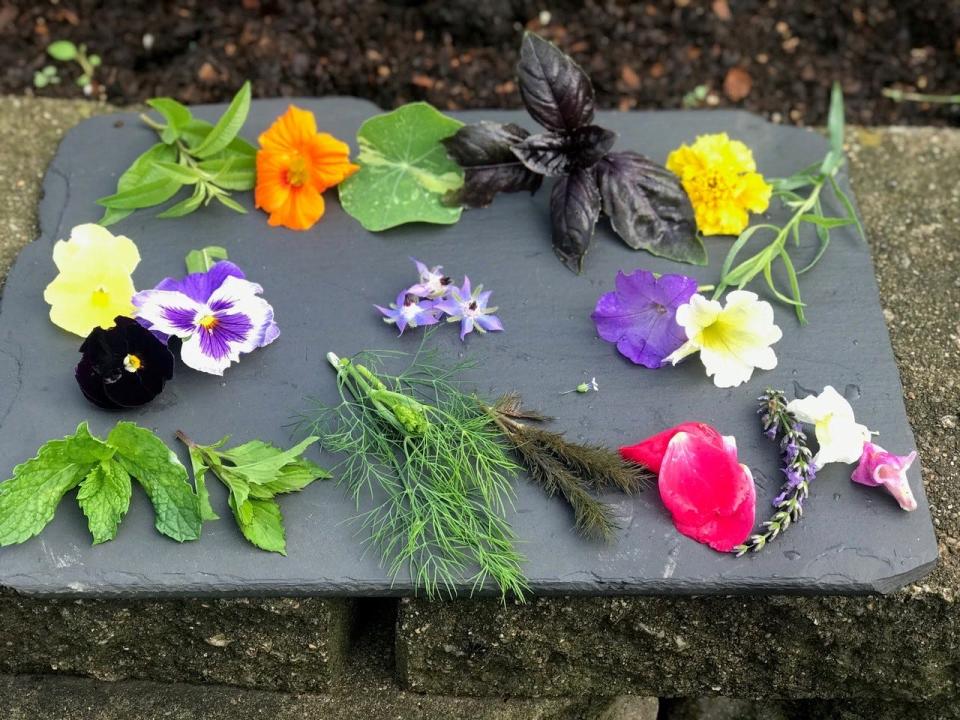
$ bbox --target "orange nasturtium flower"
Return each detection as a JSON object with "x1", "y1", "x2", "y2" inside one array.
[{"x1": 255, "y1": 105, "x2": 360, "y2": 231}]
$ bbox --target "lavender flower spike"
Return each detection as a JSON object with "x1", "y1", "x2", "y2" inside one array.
[
  {"x1": 133, "y1": 262, "x2": 279, "y2": 376},
  {"x1": 375, "y1": 291, "x2": 440, "y2": 335},
  {"x1": 434, "y1": 276, "x2": 504, "y2": 341},
  {"x1": 407, "y1": 258, "x2": 453, "y2": 299}
]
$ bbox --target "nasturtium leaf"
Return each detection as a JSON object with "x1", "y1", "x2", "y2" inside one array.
[
  {"x1": 550, "y1": 167, "x2": 602, "y2": 273},
  {"x1": 189, "y1": 81, "x2": 252, "y2": 159},
  {"x1": 339, "y1": 102, "x2": 465, "y2": 231},
  {"x1": 0, "y1": 422, "x2": 114, "y2": 547},
  {"x1": 441, "y1": 121, "x2": 542, "y2": 208},
  {"x1": 98, "y1": 142, "x2": 178, "y2": 225},
  {"x1": 77, "y1": 458, "x2": 133, "y2": 544},
  {"x1": 511, "y1": 125, "x2": 617, "y2": 177},
  {"x1": 107, "y1": 422, "x2": 202, "y2": 542},
  {"x1": 517, "y1": 32, "x2": 595, "y2": 133},
  {"x1": 595, "y1": 151, "x2": 704, "y2": 265}
]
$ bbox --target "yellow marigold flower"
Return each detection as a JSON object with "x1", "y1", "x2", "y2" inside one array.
[
  {"x1": 666, "y1": 133, "x2": 772, "y2": 236},
  {"x1": 43, "y1": 223, "x2": 140, "y2": 337}
]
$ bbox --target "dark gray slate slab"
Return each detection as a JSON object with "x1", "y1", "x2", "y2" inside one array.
[{"x1": 0, "y1": 98, "x2": 937, "y2": 597}]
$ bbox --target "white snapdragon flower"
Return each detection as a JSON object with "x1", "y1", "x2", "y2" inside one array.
[{"x1": 786, "y1": 385, "x2": 872, "y2": 466}]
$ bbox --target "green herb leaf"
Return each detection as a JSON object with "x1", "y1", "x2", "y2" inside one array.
[
  {"x1": 76, "y1": 458, "x2": 133, "y2": 544},
  {"x1": 107, "y1": 422, "x2": 202, "y2": 542},
  {"x1": 197, "y1": 156, "x2": 255, "y2": 190},
  {"x1": 184, "y1": 246, "x2": 229, "y2": 274},
  {"x1": 339, "y1": 102, "x2": 465, "y2": 231},
  {"x1": 47, "y1": 41, "x2": 78, "y2": 61},
  {"x1": 156, "y1": 183, "x2": 207, "y2": 219},
  {"x1": 175, "y1": 432, "x2": 327, "y2": 553},
  {"x1": 154, "y1": 161, "x2": 205, "y2": 185},
  {"x1": 96, "y1": 177, "x2": 183, "y2": 210},
  {"x1": 147, "y1": 98, "x2": 193, "y2": 144},
  {"x1": 98, "y1": 142, "x2": 178, "y2": 225},
  {"x1": 181, "y1": 119, "x2": 257, "y2": 158},
  {"x1": 229, "y1": 495, "x2": 286, "y2": 554},
  {"x1": 212, "y1": 192, "x2": 247, "y2": 214},
  {"x1": 189, "y1": 81, "x2": 252, "y2": 159},
  {"x1": 0, "y1": 423, "x2": 113, "y2": 546}
]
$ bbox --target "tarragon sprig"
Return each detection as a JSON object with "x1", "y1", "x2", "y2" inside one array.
[
  {"x1": 735, "y1": 388, "x2": 817, "y2": 556},
  {"x1": 714, "y1": 83, "x2": 865, "y2": 324}
]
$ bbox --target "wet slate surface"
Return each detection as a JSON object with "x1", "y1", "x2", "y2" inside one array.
[{"x1": 0, "y1": 98, "x2": 938, "y2": 597}]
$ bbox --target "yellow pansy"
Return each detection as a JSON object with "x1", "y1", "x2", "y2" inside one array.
[
  {"x1": 666, "y1": 133, "x2": 772, "y2": 236},
  {"x1": 664, "y1": 291, "x2": 782, "y2": 388},
  {"x1": 43, "y1": 223, "x2": 140, "y2": 337}
]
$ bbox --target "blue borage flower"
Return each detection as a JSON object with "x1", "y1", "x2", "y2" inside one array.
[
  {"x1": 434, "y1": 276, "x2": 504, "y2": 340},
  {"x1": 376, "y1": 259, "x2": 503, "y2": 341},
  {"x1": 375, "y1": 291, "x2": 440, "y2": 335},
  {"x1": 133, "y1": 261, "x2": 279, "y2": 376}
]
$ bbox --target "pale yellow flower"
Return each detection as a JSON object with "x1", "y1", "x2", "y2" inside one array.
[
  {"x1": 43, "y1": 223, "x2": 140, "y2": 337},
  {"x1": 664, "y1": 291, "x2": 782, "y2": 388},
  {"x1": 786, "y1": 386, "x2": 873, "y2": 466},
  {"x1": 666, "y1": 133, "x2": 772, "y2": 236}
]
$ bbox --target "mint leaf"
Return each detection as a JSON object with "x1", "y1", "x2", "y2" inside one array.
[
  {"x1": 0, "y1": 423, "x2": 113, "y2": 546},
  {"x1": 248, "y1": 457, "x2": 330, "y2": 498},
  {"x1": 77, "y1": 458, "x2": 132, "y2": 544},
  {"x1": 229, "y1": 494, "x2": 286, "y2": 555},
  {"x1": 107, "y1": 422, "x2": 202, "y2": 542}
]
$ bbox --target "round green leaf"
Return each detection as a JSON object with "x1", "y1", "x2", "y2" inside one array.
[
  {"x1": 338, "y1": 102, "x2": 464, "y2": 232},
  {"x1": 47, "y1": 41, "x2": 77, "y2": 61}
]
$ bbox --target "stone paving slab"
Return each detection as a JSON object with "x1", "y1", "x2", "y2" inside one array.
[
  {"x1": 393, "y1": 124, "x2": 960, "y2": 699},
  {"x1": 0, "y1": 98, "x2": 937, "y2": 598}
]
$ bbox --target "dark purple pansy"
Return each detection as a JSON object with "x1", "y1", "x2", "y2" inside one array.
[
  {"x1": 76, "y1": 316, "x2": 175, "y2": 409},
  {"x1": 591, "y1": 269, "x2": 698, "y2": 368}
]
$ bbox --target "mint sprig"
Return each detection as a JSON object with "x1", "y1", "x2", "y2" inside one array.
[
  {"x1": 97, "y1": 81, "x2": 254, "y2": 225},
  {"x1": 176, "y1": 432, "x2": 329, "y2": 555},
  {"x1": 0, "y1": 422, "x2": 203, "y2": 547}
]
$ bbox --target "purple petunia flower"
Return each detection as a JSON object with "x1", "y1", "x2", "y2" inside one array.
[
  {"x1": 406, "y1": 258, "x2": 453, "y2": 299},
  {"x1": 433, "y1": 276, "x2": 503, "y2": 341},
  {"x1": 591, "y1": 269, "x2": 698, "y2": 369},
  {"x1": 375, "y1": 292, "x2": 440, "y2": 335},
  {"x1": 132, "y1": 261, "x2": 280, "y2": 376}
]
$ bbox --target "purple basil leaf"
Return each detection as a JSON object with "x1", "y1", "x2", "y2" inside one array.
[
  {"x1": 595, "y1": 151, "x2": 705, "y2": 265},
  {"x1": 550, "y1": 167, "x2": 602, "y2": 273},
  {"x1": 511, "y1": 125, "x2": 617, "y2": 177},
  {"x1": 517, "y1": 32, "x2": 595, "y2": 133},
  {"x1": 442, "y1": 121, "x2": 543, "y2": 208}
]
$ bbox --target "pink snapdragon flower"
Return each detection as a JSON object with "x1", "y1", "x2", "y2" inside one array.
[{"x1": 851, "y1": 442, "x2": 918, "y2": 511}]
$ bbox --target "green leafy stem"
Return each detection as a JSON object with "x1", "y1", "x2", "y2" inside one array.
[
  {"x1": 713, "y1": 83, "x2": 865, "y2": 324},
  {"x1": 97, "y1": 81, "x2": 254, "y2": 225}
]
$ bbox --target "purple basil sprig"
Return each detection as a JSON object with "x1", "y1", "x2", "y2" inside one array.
[
  {"x1": 442, "y1": 33, "x2": 701, "y2": 273},
  {"x1": 734, "y1": 388, "x2": 818, "y2": 556}
]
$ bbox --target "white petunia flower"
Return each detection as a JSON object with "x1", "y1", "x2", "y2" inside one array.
[
  {"x1": 663, "y1": 291, "x2": 783, "y2": 388},
  {"x1": 786, "y1": 385, "x2": 872, "y2": 466}
]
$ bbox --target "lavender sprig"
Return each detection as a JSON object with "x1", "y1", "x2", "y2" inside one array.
[{"x1": 734, "y1": 388, "x2": 818, "y2": 556}]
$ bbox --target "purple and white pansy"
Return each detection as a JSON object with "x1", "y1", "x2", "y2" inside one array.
[
  {"x1": 133, "y1": 260, "x2": 279, "y2": 376},
  {"x1": 375, "y1": 258, "x2": 503, "y2": 341}
]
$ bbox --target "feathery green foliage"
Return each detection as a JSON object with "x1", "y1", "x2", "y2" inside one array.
[{"x1": 305, "y1": 346, "x2": 527, "y2": 600}]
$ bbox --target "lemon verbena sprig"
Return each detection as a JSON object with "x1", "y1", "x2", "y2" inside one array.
[{"x1": 713, "y1": 84, "x2": 865, "y2": 324}]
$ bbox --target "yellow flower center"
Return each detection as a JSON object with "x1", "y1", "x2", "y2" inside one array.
[
  {"x1": 286, "y1": 155, "x2": 309, "y2": 188},
  {"x1": 696, "y1": 318, "x2": 730, "y2": 351},
  {"x1": 123, "y1": 354, "x2": 142, "y2": 373},
  {"x1": 91, "y1": 287, "x2": 110, "y2": 307},
  {"x1": 199, "y1": 314, "x2": 218, "y2": 331}
]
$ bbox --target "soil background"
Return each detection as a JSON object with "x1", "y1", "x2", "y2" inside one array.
[{"x1": 1, "y1": 0, "x2": 958, "y2": 126}]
